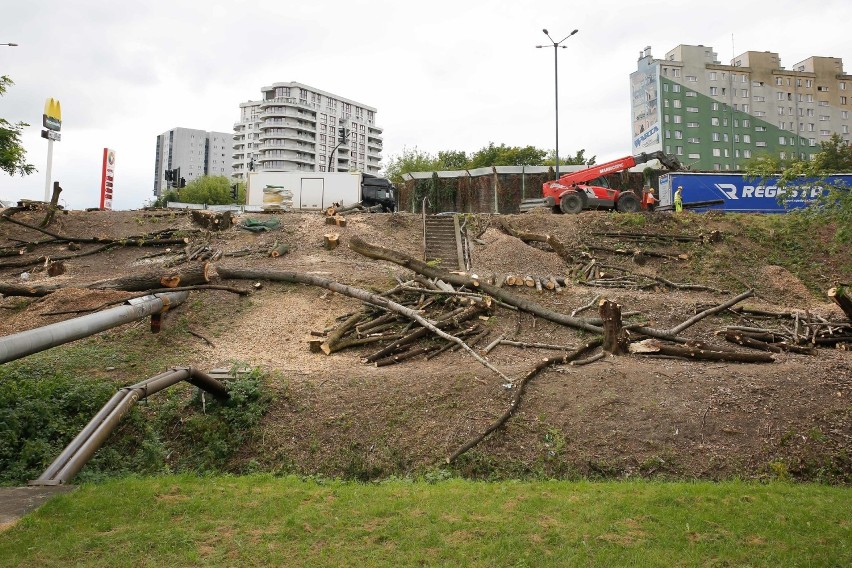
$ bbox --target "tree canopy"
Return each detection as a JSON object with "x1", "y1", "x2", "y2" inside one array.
[
  {"x1": 152, "y1": 176, "x2": 245, "y2": 207},
  {"x1": 382, "y1": 142, "x2": 595, "y2": 185},
  {"x1": 0, "y1": 76, "x2": 35, "y2": 177},
  {"x1": 746, "y1": 133, "x2": 852, "y2": 242}
]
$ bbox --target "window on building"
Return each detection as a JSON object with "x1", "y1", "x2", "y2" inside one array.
[
  {"x1": 672, "y1": 69, "x2": 681, "y2": 78},
  {"x1": 688, "y1": 153, "x2": 700, "y2": 159},
  {"x1": 673, "y1": 99, "x2": 682, "y2": 108},
  {"x1": 712, "y1": 148, "x2": 721, "y2": 157},
  {"x1": 808, "y1": 123, "x2": 815, "y2": 131},
  {"x1": 819, "y1": 101, "x2": 829, "y2": 106},
  {"x1": 820, "y1": 130, "x2": 831, "y2": 136},
  {"x1": 687, "y1": 137, "x2": 700, "y2": 144},
  {"x1": 686, "y1": 107, "x2": 698, "y2": 113},
  {"x1": 806, "y1": 79, "x2": 812, "y2": 88},
  {"x1": 742, "y1": 119, "x2": 750, "y2": 127},
  {"x1": 776, "y1": 77, "x2": 783, "y2": 86},
  {"x1": 711, "y1": 117, "x2": 720, "y2": 126},
  {"x1": 819, "y1": 115, "x2": 830, "y2": 121},
  {"x1": 686, "y1": 91, "x2": 696, "y2": 97},
  {"x1": 842, "y1": 96, "x2": 848, "y2": 105},
  {"x1": 755, "y1": 111, "x2": 766, "y2": 117},
  {"x1": 665, "y1": 130, "x2": 671, "y2": 139},
  {"x1": 843, "y1": 111, "x2": 849, "y2": 119},
  {"x1": 710, "y1": 71, "x2": 717, "y2": 80},
  {"x1": 674, "y1": 130, "x2": 683, "y2": 139},
  {"x1": 686, "y1": 75, "x2": 697, "y2": 82},
  {"x1": 777, "y1": 92, "x2": 785, "y2": 101},
  {"x1": 743, "y1": 134, "x2": 751, "y2": 143},
  {"x1": 687, "y1": 122, "x2": 699, "y2": 127},
  {"x1": 673, "y1": 115, "x2": 682, "y2": 123},
  {"x1": 712, "y1": 132, "x2": 720, "y2": 141},
  {"x1": 675, "y1": 146, "x2": 683, "y2": 155},
  {"x1": 778, "y1": 136, "x2": 786, "y2": 145},
  {"x1": 710, "y1": 87, "x2": 718, "y2": 95},
  {"x1": 741, "y1": 89, "x2": 749, "y2": 97}
]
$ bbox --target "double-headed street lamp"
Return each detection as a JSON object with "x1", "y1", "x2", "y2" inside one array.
[
  {"x1": 537, "y1": 28, "x2": 578, "y2": 179},
  {"x1": 1, "y1": 43, "x2": 18, "y2": 47}
]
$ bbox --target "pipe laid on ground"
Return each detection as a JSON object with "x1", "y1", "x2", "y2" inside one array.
[
  {"x1": 33, "y1": 367, "x2": 229, "y2": 485},
  {"x1": 0, "y1": 291, "x2": 188, "y2": 364}
]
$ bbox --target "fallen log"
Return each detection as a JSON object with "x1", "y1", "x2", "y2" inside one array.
[
  {"x1": 88, "y1": 263, "x2": 210, "y2": 292},
  {"x1": 268, "y1": 242, "x2": 290, "y2": 258},
  {"x1": 628, "y1": 339, "x2": 774, "y2": 363},
  {"x1": 446, "y1": 339, "x2": 603, "y2": 464},
  {"x1": 0, "y1": 282, "x2": 62, "y2": 297},
  {"x1": 216, "y1": 265, "x2": 510, "y2": 381},
  {"x1": 321, "y1": 310, "x2": 366, "y2": 355},
  {"x1": 375, "y1": 345, "x2": 437, "y2": 367}
]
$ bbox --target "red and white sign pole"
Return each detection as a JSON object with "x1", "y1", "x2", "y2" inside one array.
[{"x1": 100, "y1": 148, "x2": 116, "y2": 210}]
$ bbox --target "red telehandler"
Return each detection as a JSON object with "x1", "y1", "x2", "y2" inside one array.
[{"x1": 527, "y1": 150, "x2": 682, "y2": 214}]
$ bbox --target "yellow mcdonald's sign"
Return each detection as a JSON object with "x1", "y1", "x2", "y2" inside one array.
[{"x1": 43, "y1": 98, "x2": 62, "y2": 131}]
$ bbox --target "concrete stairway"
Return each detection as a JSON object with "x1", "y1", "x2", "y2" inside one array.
[{"x1": 424, "y1": 214, "x2": 464, "y2": 270}]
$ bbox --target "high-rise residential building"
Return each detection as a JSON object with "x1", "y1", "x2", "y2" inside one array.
[
  {"x1": 231, "y1": 81, "x2": 383, "y2": 180},
  {"x1": 631, "y1": 45, "x2": 852, "y2": 171},
  {"x1": 153, "y1": 128, "x2": 232, "y2": 196}
]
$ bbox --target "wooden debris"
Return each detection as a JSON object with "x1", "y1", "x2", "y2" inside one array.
[
  {"x1": 268, "y1": 242, "x2": 290, "y2": 258},
  {"x1": 599, "y1": 298, "x2": 628, "y2": 355},
  {"x1": 629, "y1": 338, "x2": 774, "y2": 363},
  {"x1": 324, "y1": 233, "x2": 340, "y2": 250},
  {"x1": 828, "y1": 285, "x2": 852, "y2": 321},
  {"x1": 190, "y1": 209, "x2": 233, "y2": 231}
]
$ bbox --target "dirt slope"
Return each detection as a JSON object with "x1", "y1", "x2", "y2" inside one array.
[{"x1": 1, "y1": 208, "x2": 850, "y2": 481}]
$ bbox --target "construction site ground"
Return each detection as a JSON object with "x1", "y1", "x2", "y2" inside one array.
[{"x1": 1, "y1": 208, "x2": 850, "y2": 482}]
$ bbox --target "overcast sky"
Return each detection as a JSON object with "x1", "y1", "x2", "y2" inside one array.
[{"x1": 2, "y1": 0, "x2": 851, "y2": 210}]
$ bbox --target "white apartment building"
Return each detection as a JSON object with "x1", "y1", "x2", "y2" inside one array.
[
  {"x1": 153, "y1": 127, "x2": 232, "y2": 196},
  {"x1": 232, "y1": 82, "x2": 383, "y2": 179}
]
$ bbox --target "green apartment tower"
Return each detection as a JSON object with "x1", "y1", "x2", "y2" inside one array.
[{"x1": 631, "y1": 45, "x2": 852, "y2": 171}]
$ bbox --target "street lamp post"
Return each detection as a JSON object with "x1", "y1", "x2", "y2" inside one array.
[
  {"x1": 1, "y1": 43, "x2": 18, "y2": 47},
  {"x1": 537, "y1": 28, "x2": 578, "y2": 179}
]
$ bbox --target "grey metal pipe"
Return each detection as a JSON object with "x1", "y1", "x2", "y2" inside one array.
[
  {"x1": 0, "y1": 291, "x2": 188, "y2": 364},
  {"x1": 52, "y1": 369, "x2": 192, "y2": 484},
  {"x1": 34, "y1": 389, "x2": 130, "y2": 484},
  {"x1": 32, "y1": 367, "x2": 231, "y2": 485}
]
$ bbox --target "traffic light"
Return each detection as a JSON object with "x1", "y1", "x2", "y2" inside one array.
[
  {"x1": 338, "y1": 127, "x2": 349, "y2": 144},
  {"x1": 230, "y1": 184, "x2": 238, "y2": 200},
  {"x1": 179, "y1": 177, "x2": 186, "y2": 188}
]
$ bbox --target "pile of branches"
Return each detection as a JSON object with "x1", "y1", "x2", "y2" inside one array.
[
  {"x1": 718, "y1": 306, "x2": 852, "y2": 352},
  {"x1": 311, "y1": 277, "x2": 494, "y2": 366}
]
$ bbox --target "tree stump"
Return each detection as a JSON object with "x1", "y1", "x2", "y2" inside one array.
[
  {"x1": 190, "y1": 210, "x2": 233, "y2": 231},
  {"x1": 828, "y1": 285, "x2": 852, "y2": 321},
  {"x1": 599, "y1": 298, "x2": 628, "y2": 354},
  {"x1": 324, "y1": 233, "x2": 340, "y2": 250}
]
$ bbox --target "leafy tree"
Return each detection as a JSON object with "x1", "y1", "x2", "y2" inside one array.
[
  {"x1": 746, "y1": 133, "x2": 852, "y2": 243},
  {"x1": 437, "y1": 150, "x2": 468, "y2": 170},
  {"x1": 176, "y1": 175, "x2": 240, "y2": 205},
  {"x1": 0, "y1": 76, "x2": 35, "y2": 177},
  {"x1": 544, "y1": 148, "x2": 596, "y2": 167},
  {"x1": 382, "y1": 147, "x2": 441, "y2": 185},
  {"x1": 467, "y1": 143, "x2": 547, "y2": 168}
]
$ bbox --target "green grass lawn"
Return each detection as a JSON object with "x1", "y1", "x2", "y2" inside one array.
[{"x1": 0, "y1": 476, "x2": 848, "y2": 567}]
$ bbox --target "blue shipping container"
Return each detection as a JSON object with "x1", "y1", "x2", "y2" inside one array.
[{"x1": 658, "y1": 172, "x2": 852, "y2": 213}]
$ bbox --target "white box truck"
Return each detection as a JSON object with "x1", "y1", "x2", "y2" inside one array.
[{"x1": 246, "y1": 171, "x2": 395, "y2": 212}]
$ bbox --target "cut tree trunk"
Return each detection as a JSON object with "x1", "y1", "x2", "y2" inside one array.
[
  {"x1": 828, "y1": 285, "x2": 852, "y2": 321},
  {"x1": 268, "y1": 243, "x2": 290, "y2": 257},
  {"x1": 599, "y1": 298, "x2": 628, "y2": 355},
  {"x1": 40, "y1": 182, "x2": 62, "y2": 228},
  {"x1": 88, "y1": 262, "x2": 210, "y2": 292},
  {"x1": 722, "y1": 330, "x2": 815, "y2": 355},
  {"x1": 629, "y1": 339, "x2": 774, "y2": 363}
]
